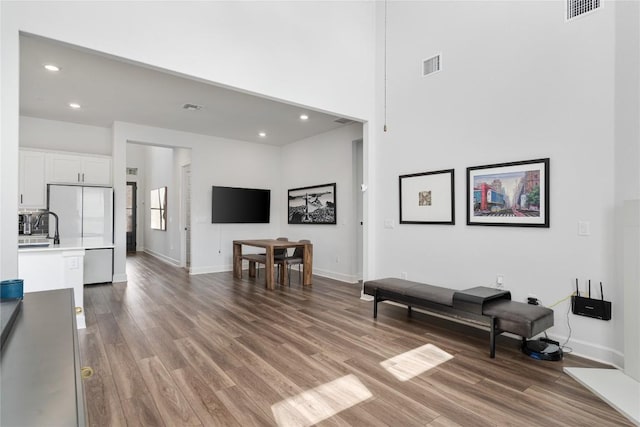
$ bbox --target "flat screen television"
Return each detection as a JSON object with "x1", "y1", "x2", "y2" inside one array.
[{"x1": 211, "y1": 186, "x2": 271, "y2": 223}]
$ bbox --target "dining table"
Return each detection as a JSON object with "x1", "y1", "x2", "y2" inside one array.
[{"x1": 233, "y1": 239, "x2": 313, "y2": 289}]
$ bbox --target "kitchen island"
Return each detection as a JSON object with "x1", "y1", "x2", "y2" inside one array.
[
  {"x1": 18, "y1": 237, "x2": 114, "y2": 329},
  {"x1": 1, "y1": 289, "x2": 87, "y2": 426}
]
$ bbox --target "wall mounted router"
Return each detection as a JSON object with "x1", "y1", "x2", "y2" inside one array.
[{"x1": 571, "y1": 279, "x2": 611, "y2": 320}]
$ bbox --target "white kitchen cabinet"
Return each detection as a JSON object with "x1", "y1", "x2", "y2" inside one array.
[
  {"x1": 18, "y1": 248, "x2": 86, "y2": 329},
  {"x1": 49, "y1": 152, "x2": 111, "y2": 185},
  {"x1": 19, "y1": 149, "x2": 47, "y2": 208}
]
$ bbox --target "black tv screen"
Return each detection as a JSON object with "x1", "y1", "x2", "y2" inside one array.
[{"x1": 212, "y1": 186, "x2": 271, "y2": 223}]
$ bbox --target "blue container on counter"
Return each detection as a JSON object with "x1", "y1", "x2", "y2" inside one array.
[{"x1": 1, "y1": 279, "x2": 24, "y2": 300}]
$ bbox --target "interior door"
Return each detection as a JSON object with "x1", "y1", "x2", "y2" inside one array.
[{"x1": 126, "y1": 182, "x2": 137, "y2": 252}]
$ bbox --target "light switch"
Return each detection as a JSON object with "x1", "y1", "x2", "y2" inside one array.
[{"x1": 384, "y1": 219, "x2": 395, "y2": 229}]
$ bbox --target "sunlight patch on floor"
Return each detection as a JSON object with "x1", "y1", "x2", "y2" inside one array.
[
  {"x1": 271, "y1": 374, "x2": 373, "y2": 427},
  {"x1": 380, "y1": 343, "x2": 453, "y2": 381}
]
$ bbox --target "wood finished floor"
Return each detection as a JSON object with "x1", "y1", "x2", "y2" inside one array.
[{"x1": 79, "y1": 253, "x2": 632, "y2": 426}]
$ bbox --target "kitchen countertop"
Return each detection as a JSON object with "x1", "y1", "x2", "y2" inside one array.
[{"x1": 18, "y1": 236, "x2": 114, "y2": 252}]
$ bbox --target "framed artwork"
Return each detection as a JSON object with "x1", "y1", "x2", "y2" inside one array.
[
  {"x1": 288, "y1": 183, "x2": 336, "y2": 224},
  {"x1": 150, "y1": 186, "x2": 167, "y2": 231},
  {"x1": 399, "y1": 169, "x2": 455, "y2": 224},
  {"x1": 467, "y1": 158, "x2": 549, "y2": 227}
]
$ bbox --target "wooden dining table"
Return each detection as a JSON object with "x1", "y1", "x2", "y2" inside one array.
[{"x1": 233, "y1": 239, "x2": 313, "y2": 289}]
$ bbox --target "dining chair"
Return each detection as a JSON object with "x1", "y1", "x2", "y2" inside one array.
[
  {"x1": 276, "y1": 239, "x2": 310, "y2": 285},
  {"x1": 253, "y1": 236, "x2": 288, "y2": 279}
]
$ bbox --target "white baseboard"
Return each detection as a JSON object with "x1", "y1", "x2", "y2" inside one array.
[
  {"x1": 112, "y1": 273, "x2": 127, "y2": 283},
  {"x1": 190, "y1": 264, "x2": 233, "y2": 275},
  {"x1": 313, "y1": 267, "x2": 359, "y2": 284},
  {"x1": 76, "y1": 313, "x2": 86, "y2": 329},
  {"x1": 545, "y1": 333, "x2": 624, "y2": 369},
  {"x1": 144, "y1": 249, "x2": 180, "y2": 267}
]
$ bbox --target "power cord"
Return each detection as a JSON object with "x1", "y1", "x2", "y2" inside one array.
[{"x1": 527, "y1": 295, "x2": 573, "y2": 354}]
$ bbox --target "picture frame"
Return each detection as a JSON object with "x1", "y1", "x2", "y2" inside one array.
[
  {"x1": 399, "y1": 169, "x2": 455, "y2": 224},
  {"x1": 288, "y1": 183, "x2": 337, "y2": 224},
  {"x1": 466, "y1": 158, "x2": 549, "y2": 227}
]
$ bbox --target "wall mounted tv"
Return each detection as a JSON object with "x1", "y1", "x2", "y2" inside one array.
[{"x1": 211, "y1": 186, "x2": 271, "y2": 223}]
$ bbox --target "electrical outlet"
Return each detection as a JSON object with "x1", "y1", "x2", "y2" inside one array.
[
  {"x1": 401, "y1": 272, "x2": 408, "y2": 280},
  {"x1": 496, "y1": 274, "x2": 504, "y2": 289}
]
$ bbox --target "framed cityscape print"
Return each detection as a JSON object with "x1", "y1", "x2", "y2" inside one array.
[
  {"x1": 467, "y1": 158, "x2": 549, "y2": 227},
  {"x1": 288, "y1": 183, "x2": 336, "y2": 224},
  {"x1": 399, "y1": 169, "x2": 455, "y2": 224}
]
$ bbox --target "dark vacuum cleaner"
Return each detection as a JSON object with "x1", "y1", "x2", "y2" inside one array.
[{"x1": 522, "y1": 338, "x2": 563, "y2": 361}]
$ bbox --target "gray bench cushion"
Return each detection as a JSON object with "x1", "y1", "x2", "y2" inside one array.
[
  {"x1": 483, "y1": 299, "x2": 554, "y2": 338},
  {"x1": 363, "y1": 278, "x2": 455, "y2": 306}
]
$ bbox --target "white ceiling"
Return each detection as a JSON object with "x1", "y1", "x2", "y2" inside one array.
[{"x1": 19, "y1": 34, "x2": 357, "y2": 146}]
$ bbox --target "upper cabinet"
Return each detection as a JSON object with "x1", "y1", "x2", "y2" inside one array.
[
  {"x1": 49, "y1": 152, "x2": 112, "y2": 186},
  {"x1": 19, "y1": 150, "x2": 47, "y2": 209}
]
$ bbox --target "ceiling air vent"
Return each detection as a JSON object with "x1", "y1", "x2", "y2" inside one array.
[
  {"x1": 334, "y1": 117, "x2": 356, "y2": 125},
  {"x1": 422, "y1": 54, "x2": 441, "y2": 77},
  {"x1": 567, "y1": 0, "x2": 601, "y2": 20},
  {"x1": 182, "y1": 103, "x2": 203, "y2": 111}
]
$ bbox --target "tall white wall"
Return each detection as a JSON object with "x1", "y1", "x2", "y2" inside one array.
[
  {"x1": 371, "y1": 1, "x2": 628, "y2": 364},
  {"x1": 281, "y1": 123, "x2": 363, "y2": 283}
]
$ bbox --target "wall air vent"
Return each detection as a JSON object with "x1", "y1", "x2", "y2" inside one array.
[
  {"x1": 334, "y1": 117, "x2": 356, "y2": 125},
  {"x1": 422, "y1": 54, "x2": 441, "y2": 77},
  {"x1": 126, "y1": 167, "x2": 138, "y2": 175},
  {"x1": 567, "y1": 0, "x2": 601, "y2": 20}
]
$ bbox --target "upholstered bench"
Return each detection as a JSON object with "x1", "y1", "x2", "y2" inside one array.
[{"x1": 363, "y1": 278, "x2": 554, "y2": 358}]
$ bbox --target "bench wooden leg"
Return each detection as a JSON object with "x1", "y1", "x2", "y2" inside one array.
[
  {"x1": 248, "y1": 261, "x2": 256, "y2": 277},
  {"x1": 490, "y1": 317, "x2": 497, "y2": 358},
  {"x1": 374, "y1": 289, "x2": 379, "y2": 318}
]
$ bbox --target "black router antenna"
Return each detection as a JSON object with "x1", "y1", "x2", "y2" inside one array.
[{"x1": 600, "y1": 282, "x2": 604, "y2": 300}]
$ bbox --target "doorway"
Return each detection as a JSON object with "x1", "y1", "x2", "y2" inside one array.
[
  {"x1": 181, "y1": 164, "x2": 192, "y2": 269},
  {"x1": 354, "y1": 138, "x2": 363, "y2": 281},
  {"x1": 126, "y1": 181, "x2": 137, "y2": 252}
]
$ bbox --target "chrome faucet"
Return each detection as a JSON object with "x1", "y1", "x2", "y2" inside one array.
[{"x1": 35, "y1": 211, "x2": 60, "y2": 245}]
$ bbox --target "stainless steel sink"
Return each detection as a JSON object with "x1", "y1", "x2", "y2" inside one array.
[{"x1": 18, "y1": 237, "x2": 51, "y2": 248}]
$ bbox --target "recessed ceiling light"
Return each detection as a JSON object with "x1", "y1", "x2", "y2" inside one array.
[
  {"x1": 68, "y1": 102, "x2": 81, "y2": 109},
  {"x1": 258, "y1": 132, "x2": 267, "y2": 137},
  {"x1": 44, "y1": 64, "x2": 60, "y2": 72},
  {"x1": 300, "y1": 114, "x2": 309, "y2": 121}
]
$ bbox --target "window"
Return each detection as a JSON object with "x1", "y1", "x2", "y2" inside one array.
[{"x1": 150, "y1": 187, "x2": 167, "y2": 231}]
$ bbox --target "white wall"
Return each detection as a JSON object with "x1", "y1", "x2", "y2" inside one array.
[
  {"x1": 20, "y1": 116, "x2": 111, "y2": 155},
  {"x1": 370, "y1": 1, "x2": 634, "y2": 365},
  {"x1": 281, "y1": 123, "x2": 363, "y2": 283}
]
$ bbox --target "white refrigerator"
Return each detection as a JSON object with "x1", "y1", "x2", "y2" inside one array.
[{"x1": 47, "y1": 184, "x2": 114, "y2": 284}]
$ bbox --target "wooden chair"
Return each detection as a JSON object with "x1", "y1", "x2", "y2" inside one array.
[
  {"x1": 245, "y1": 237, "x2": 288, "y2": 279},
  {"x1": 276, "y1": 239, "x2": 310, "y2": 285}
]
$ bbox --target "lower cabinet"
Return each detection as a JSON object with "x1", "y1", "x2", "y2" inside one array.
[{"x1": 0, "y1": 289, "x2": 87, "y2": 426}]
